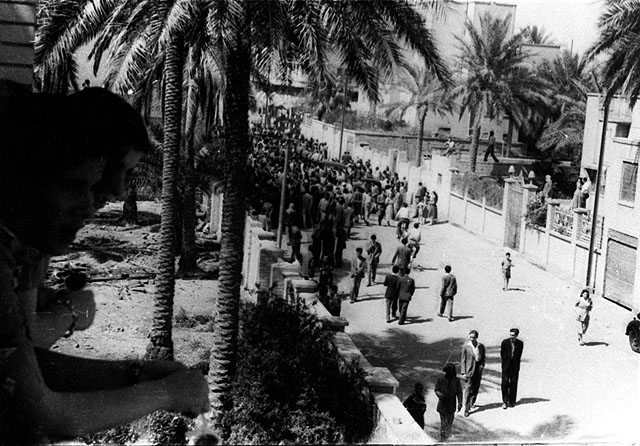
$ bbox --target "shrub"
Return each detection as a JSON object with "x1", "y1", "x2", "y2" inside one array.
[
  {"x1": 525, "y1": 193, "x2": 547, "y2": 227},
  {"x1": 216, "y1": 297, "x2": 372, "y2": 444}
]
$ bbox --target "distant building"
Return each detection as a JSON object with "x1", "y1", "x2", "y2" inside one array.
[
  {"x1": 581, "y1": 93, "x2": 640, "y2": 311},
  {"x1": 353, "y1": 0, "x2": 560, "y2": 152}
]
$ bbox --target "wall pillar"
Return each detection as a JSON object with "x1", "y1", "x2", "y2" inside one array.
[
  {"x1": 545, "y1": 199, "x2": 561, "y2": 268},
  {"x1": 572, "y1": 208, "x2": 588, "y2": 280},
  {"x1": 519, "y1": 184, "x2": 538, "y2": 254}
]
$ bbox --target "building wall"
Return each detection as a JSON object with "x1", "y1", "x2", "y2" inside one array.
[
  {"x1": 0, "y1": 0, "x2": 36, "y2": 85},
  {"x1": 581, "y1": 94, "x2": 640, "y2": 311}
]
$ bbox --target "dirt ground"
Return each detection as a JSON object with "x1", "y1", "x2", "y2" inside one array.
[{"x1": 50, "y1": 201, "x2": 219, "y2": 367}]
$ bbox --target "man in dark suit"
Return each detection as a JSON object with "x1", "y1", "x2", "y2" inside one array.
[
  {"x1": 500, "y1": 328, "x2": 524, "y2": 409},
  {"x1": 438, "y1": 265, "x2": 457, "y2": 322},
  {"x1": 460, "y1": 330, "x2": 485, "y2": 416},
  {"x1": 383, "y1": 265, "x2": 401, "y2": 322},
  {"x1": 397, "y1": 268, "x2": 416, "y2": 325}
]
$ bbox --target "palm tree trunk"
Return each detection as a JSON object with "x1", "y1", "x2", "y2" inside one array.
[
  {"x1": 209, "y1": 1, "x2": 251, "y2": 418},
  {"x1": 179, "y1": 79, "x2": 198, "y2": 273},
  {"x1": 417, "y1": 107, "x2": 427, "y2": 167},
  {"x1": 469, "y1": 119, "x2": 481, "y2": 173},
  {"x1": 145, "y1": 35, "x2": 184, "y2": 362},
  {"x1": 122, "y1": 181, "x2": 138, "y2": 225}
]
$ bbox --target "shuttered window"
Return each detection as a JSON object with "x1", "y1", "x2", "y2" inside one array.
[{"x1": 619, "y1": 161, "x2": 638, "y2": 203}]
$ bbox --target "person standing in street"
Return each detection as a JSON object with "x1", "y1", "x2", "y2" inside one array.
[
  {"x1": 392, "y1": 237, "x2": 413, "y2": 273},
  {"x1": 350, "y1": 247, "x2": 367, "y2": 303},
  {"x1": 366, "y1": 234, "x2": 382, "y2": 286},
  {"x1": 404, "y1": 382, "x2": 427, "y2": 430},
  {"x1": 438, "y1": 265, "x2": 457, "y2": 322},
  {"x1": 408, "y1": 222, "x2": 422, "y2": 261},
  {"x1": 344, "y1": 202, "x2": 355, "y2": 239},
  {"x1": 384, "y1": 265, "x2": 401, "y2": 322},
  {"x1": 397, "y1": 268, "x2": 416, "y2": 325},
  {"x1": 395, "y1": 203, "x2": 411, "y2": 239},
  {"x1": 483, "y1": 130, "x2": 499, "y2": 163},
  {"x1": 502, "y1": 252, "x2": 513, "y2": 291},
  {"x1": 301, "y1": 188, "x2": 314, "y2": 229},
  {"x1": 460, "y1": 330, "x2": 485, "y2": 417},
  {"x1": 575, "y1": 288, "x2": 593, "y2": 346},
  {"x1": 435, "y1": 363, "x2": 463, "y2": 442},
  {"x1": 500, "y1": 328, "x2": 524, "y2": 409}
]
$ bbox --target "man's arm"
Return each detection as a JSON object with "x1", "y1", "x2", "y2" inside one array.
[{"x1": 460, "y1": 347, "x2": 467, "y2": 375}]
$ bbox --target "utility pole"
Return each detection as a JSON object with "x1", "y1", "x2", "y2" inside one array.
[
  {"x1": 338, "y1": 74, "x2": 348, "y2": 162},
  {"x1": 586, "y1": 93, "x2": 611, "y2": 290},
  {"x1": 276, "y1": 139, "x2": 290, "y2": 248}
]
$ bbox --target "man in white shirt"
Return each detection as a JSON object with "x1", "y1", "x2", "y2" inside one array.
[
  {"x1": 408, "y1": 222, "x2": 422, "y2": 260},
  {"x1": 460, "y1": 330, "x2": 486, "y2": 417},
  {"x1": 395, "y1": 203, "x2": 411, "y2": 239}
]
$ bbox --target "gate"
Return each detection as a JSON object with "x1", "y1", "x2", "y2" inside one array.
[{"x1": 504, "y1": 182, "x2": 523, "y2": 250}]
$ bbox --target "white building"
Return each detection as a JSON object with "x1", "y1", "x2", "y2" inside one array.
[{"x1": 581, "y1": 93, "x2": 640, "y2": 311}]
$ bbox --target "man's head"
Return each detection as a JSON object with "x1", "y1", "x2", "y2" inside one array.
[
  {"x1": 355, "y1": 247, "x2": 363, "y2": 255},
  {"x1": 414, "y1": 222, "x2": 420, "y2": 229},
  {"x1": 418, "y1": 182, "x2": 423, "y2": 186},
  {"x1": 404, "y1": 267, "x2": 411, "y2": 275},
  {"x1": 468, "y1": 330, "x2": 479, "y2": 342},
  {"x1": 489, "y1": 130, "x2": 495, "y2": 136},
  {"x1": 401, "y1": 237, "x2": 408, "y2": 245},
  {"x1": 442, "y1": 363, "x2": 456, "y2": 378},
  {"x1": 0, "y1": 85, "x2": 149, "y2": 255},
  {"x1": 510, "y1": 328, "x2": 520, "y2": 338},
  {"x1": 370, "y1": 234, "x2": 377, "y2": 241},
  {"x1": 414, "y1": 382, "x2": 424, "y2": 394},
  {"x1": 506, "y1": 252, "x2": 511, "y2": 258},
  {"x1": 444, "y1": 265, "x2": 452, "y2": 273},
  {"x1": 392, "y1": 265, "x2": 400, "y2": 274}
]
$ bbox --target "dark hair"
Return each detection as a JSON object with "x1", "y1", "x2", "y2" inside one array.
[
  {"x1": 404, "y1": 267, "x2": 411, "y2": 275},
  {"x1": 442, "y1": 363, "x2": 456, "y2": 377},
  {"x1": 401, "y1": 237, "x2": 408, "y2": 245},
  {"x1": 469, "y1": 330, "x2": 478, "y2": 337},
  {"x1": 413, "y1": 222, "x2": 419, "y2": 228},
  {"x1": 392, "y1": 265, "x2": 399, "y2": 273},
  {"x1": 355, "y1": 247, "x2": 363, "y2": 253},
  {"x1": 444, "y1": 265, "x2": 451, "y2": 273},
  {"x1": 0, "y1": 84, "x2": 150, "y2": 189},
  {"x1": 510, "y1": 328, "x2": 520, "y2": 336},
  {"x1": 414, "y1": 382, "x2": 424, "y2": 393},
  {"x1": 370, "y1": 234, "x2": 377, "y2": 241}
]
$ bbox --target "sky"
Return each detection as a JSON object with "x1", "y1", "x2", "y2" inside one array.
[{"x1": 510, "y1": 0, "x2": 604, "y2": 55}]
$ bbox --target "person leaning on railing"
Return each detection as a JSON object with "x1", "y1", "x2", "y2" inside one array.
[{"x1": 0, "y1": 81, "x2": 209, "y2": 444}]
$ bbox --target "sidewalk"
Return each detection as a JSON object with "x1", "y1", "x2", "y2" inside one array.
[{"x1": 328, "y1": 220, "x2": 638, "y2": 444}]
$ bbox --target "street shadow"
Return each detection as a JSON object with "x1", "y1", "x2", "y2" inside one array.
[
  {"x1": 472, "y1": 397, "x2": 549, "y2": 414},
  {"x1": 427, "y1": 413, "x2": 575, "y2": 442},
  {"x1": 89, "y1": 209, "x2": 161, "y2": 227},
  {"x1": 412, "y1": 265, "x2": 439, "y2": 271},
  {"x1": 354, "y1": 294, "x2": 386, "y2": 302},
  {"x1": 449, "y1": 315, "x2": 473, "y2": 321},
  {"x1": 404, "y1": 316, "x2": 433, "y2": 325},
  {"x1": 583, "y1": 341, "x2": 609, "y2": 347},
  {"x1": 506, "y1": 287, "x2": 526, "y2": 292}
]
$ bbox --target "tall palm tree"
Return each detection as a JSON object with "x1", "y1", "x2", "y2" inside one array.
[
  {"x1": 589, "y1": 0, "x2": 640, "y2": 104},
  {"x1": 384, "y1": 64, "x2": 456, "y2": 165},
  {"x1": 454, "y1": 13, "x2": 549, "y2": 172}
]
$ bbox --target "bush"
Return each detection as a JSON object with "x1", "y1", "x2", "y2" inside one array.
[
  {"x1": 216, "y1": 297, "x2": 372, "y2": 444},
  {"x1": 525, "y1": 193, "x2": 547, "y2": 227}
]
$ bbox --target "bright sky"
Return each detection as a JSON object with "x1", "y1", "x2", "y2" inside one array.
[{"x1": 511, "y1": 0, "x2": 604, "y2": 55}]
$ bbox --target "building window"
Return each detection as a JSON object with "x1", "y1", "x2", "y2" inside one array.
[
  {"x1": 616, "y1": 123, "x2": 631, "y2": 138},
  {"x1": 619, "y1": 161, "x2": 638, "y2": 203}
]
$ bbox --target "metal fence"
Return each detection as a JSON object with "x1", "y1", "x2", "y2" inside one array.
[{"x1": 551, "y1": 208, "x2": 573, "y2": 237}]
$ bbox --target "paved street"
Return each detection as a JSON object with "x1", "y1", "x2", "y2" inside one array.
[{"x1": 322, "y1": 220, "x2": 639, "y2": 444}]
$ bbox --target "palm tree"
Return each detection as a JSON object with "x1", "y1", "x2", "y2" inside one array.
[
  {"x1": 36, "y1": 0, "x2": 451, "y2": 418},
  {"x1": 385, "y1": 64, "x2": 456, "y2": 165},
  {"x1": 454, "y1": 13, "x2": 550, "y2": 172},
  {"x1": 589, "y1": 0, "x2": 640, "y2": 104},
  {"x1": 520, "y1": 25, "x2": 555, "y2": 45}
]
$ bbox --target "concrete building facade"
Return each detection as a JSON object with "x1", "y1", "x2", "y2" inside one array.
[{"x1": 581, "y1": 93, "x2": 640, "y2": 311}]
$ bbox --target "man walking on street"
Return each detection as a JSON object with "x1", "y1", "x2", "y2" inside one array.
[
  {"x1": 460, "y1": 330, "x2": 485, "y2": 417},
  {"x1": 408, "y1": 222, "x2": 422, "y2": 260},
  {"x1": 397, "y1": 268, "x2": 416, "y2": 325},
  {"x1": 383, "y1": 265, "x2": 401, "y2": 322},
  {"x1": 439, "y1": 265, "x2": 457, "y2": 322},
  {"x1": 392, "y1": 237, "x2": 413, "y2": 273},
  {"x1": 435, "y1": 363, "x2": 463, "y2": 442},
  {"x1": 483, "y1": 130, "x2": 499, "y2": 163},
  {"x1": 366, "y1": 234, "x2": 382, "y2": 286},
  {"x1": 500, "y1": 328, "x2": 524, "y2": 409},
  {"x1": 502, "y1": 252, "x2": 514, "y2": 291},
  {"x1": 302, "y1": 189, "x2": 314, "y2": 229},
  {"x1": 350, "y1": 247, "x2": 367, "y2": 303}
]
